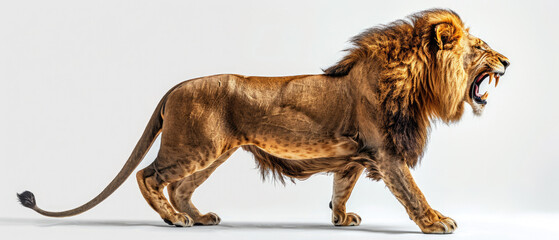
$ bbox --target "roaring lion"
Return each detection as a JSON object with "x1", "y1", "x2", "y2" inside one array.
[{"x1": 18, "y1": 9, "x2": 509, "y2": 234}]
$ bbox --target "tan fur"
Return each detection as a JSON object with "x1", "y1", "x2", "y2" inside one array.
[{"x1": 19, "y1": 9, "x2": 509, "y2": 234}]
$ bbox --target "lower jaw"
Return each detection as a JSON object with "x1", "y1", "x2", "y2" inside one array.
[{"x1": 470, "y1": 84, "x2": 487, "y2": 105}]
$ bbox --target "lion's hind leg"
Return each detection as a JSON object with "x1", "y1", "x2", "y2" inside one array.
[
  {"x1": 167, "y1": 147, "x2": 238, "y2": 225},
  {"x1": 136, "y1": 160, "x2": 195, "y2": 227},
  {"x1": 136, "y1": 145, "x2": 234, "y2": 227}
]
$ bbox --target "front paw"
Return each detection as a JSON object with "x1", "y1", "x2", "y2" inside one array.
[
  {"x1": 332, "y1": 212, "x2": 362, "y2": 226},
  {"x1": 417, "y1": 209, "x2": 457, "y2": 234}
]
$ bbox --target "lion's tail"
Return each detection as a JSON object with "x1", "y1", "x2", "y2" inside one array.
[{"x1": 17, "y1": 87, "x2": 176, "y2": 217}]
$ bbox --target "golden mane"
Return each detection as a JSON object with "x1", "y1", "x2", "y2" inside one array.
[{"x1": 322, "y1": 9, "x2": 468, "y2": 166}]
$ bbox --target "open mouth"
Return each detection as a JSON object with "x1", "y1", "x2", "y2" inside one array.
[{"x1": 470, "y1": 71, "x2": 503, "y2": 105}]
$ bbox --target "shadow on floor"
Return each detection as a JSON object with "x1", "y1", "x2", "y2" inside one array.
[
  {"x1": 0, "y1": 217, "x2": 419, "y2": 234},
  {"x1": 218, "y1": 221, "x2": 419, "y2": 234},
  {"x1": 0, "y1": 217, "x2": 167, "y2": 228}
]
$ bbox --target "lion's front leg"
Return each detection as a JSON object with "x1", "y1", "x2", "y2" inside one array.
[
  {"x1": 330, "y1": 164, "x2": 364, "y2": 226},
  {"x1": 378, "y1": 158, "x2": 457, "y2": 234}
]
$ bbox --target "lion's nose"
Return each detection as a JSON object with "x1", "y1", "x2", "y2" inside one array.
[{"x1": 500, "y1": 58, "x2": 510, "y2": 69}]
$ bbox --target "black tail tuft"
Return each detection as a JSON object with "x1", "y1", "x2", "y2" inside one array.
[{"x1": 17, "y1": 191, "x2": 36, "y2": 209}]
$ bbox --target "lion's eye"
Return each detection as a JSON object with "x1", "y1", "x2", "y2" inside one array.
[{"x1": 474, "y1": 45, "x2": 486, "y2": 51}]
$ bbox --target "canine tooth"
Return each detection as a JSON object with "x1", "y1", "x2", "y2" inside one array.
[
  {"x1": 495, "y1": 75, "x2": 500, "y2": 87},
  {"x1": 489, "y1": 73, "x2": 493, "y2": 84},
  {"x1": 481, "y1": 92, "x2": 489, "y2": 100}
]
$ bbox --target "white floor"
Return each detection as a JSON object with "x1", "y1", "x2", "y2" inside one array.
[{"x1": 2, "y1": 213, "x2": 557, "y2": 240}]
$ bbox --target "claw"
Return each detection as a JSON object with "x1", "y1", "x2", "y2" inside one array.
[{"x1": 440, "y1": 222, "x2": 449, "y2": 233}]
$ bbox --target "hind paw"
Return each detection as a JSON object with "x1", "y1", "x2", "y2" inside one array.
[
  {"x1": 163, "y1": 213, "x2": 193, "y2": 227},
  {"x1": 194, "y1": 212, "x2": 221, "y2": 225}
]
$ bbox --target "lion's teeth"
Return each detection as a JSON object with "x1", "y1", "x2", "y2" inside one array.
[
  {"x1": 495, "y1": 75, "x2": 500, "y2": 87},
  {"x1": 489, "y1": 73, "x2": 493, "y2": 85},
  {"x1": 481, "y1": 92, "x2": 489, "y2": 100}
]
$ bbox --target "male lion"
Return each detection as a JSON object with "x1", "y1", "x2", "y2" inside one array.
[{"x1": 18, "y1": 9, "x2": 509, "y2": 234}]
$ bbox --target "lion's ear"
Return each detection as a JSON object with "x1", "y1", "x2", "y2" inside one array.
[{"x1": 434, "y1": 22, "x2": 462, "y2": 50}]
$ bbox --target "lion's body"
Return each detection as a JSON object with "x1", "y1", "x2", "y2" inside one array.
[
  {"x1": 163, "y1": 74, "x2": 359, "y2": 162},
  {"x1": 19, "y1": 9, "x2": 509, "y2": 234}
]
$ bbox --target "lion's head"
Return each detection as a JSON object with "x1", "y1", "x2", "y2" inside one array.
[
  {"x1": 325, "y1": 9, "x2": 510, "y2": 122},
  {"x1": 412, "y1": 9, "x2": 510, "y2": 120}
]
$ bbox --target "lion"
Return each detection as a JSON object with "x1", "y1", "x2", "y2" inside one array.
[{"x1": 18, "y1": 9, "x2": 509, "y2": 234}]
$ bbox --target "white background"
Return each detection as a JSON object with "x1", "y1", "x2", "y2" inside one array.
[{"x1": 1, "y1": 0, "x2": 558, "y2": 239}]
